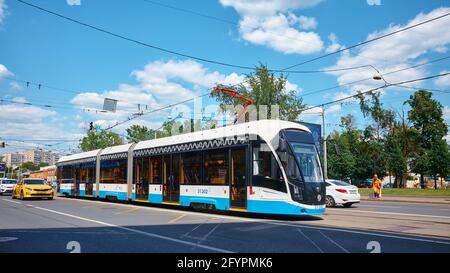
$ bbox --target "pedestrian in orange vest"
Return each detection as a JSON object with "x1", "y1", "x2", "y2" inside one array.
[{"x1": 372, "y1": 174, "x2": 381, "y2": 199}]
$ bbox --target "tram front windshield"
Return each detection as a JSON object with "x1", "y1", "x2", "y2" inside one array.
[{"x1": 290, "y1": 143, "x2": 323, "y2": 183}]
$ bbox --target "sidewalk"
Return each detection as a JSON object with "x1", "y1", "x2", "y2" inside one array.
[{"x1": 361, "y1": 195, "x2": 450, "y2": 205}]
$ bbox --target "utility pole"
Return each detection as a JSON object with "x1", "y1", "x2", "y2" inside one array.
[{"x1": 321, "y1": 105, "x2": 328, "y2": 180}]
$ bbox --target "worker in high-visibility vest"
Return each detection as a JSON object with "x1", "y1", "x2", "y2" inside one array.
[{"x1": 372, "y1": 174, "x2": 381, "y2": 199}]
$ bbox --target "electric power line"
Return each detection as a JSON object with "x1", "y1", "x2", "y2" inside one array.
[
  {"x1": 16, "y1": 0, "x2": 256, "y2": 71},
  {"x1": 302, "y1": 72, "x2": 450, "y2": 112},
  {"x1": 17, "y1": 0, "x2": 440, "y2": 76},
  {"x1": 283, "y1": 11, "x2": 450, "y2": 70},
  {"x1": 300, "y1": 55, "x2": 450, "y2": 97}
]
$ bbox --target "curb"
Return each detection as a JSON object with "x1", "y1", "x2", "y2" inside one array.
[{"x1": 361, "y1": 196, "x2": 450, "y2": 205}]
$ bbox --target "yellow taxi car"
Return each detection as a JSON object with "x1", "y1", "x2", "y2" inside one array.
[{"x1": 12, "y1": 178, "x2": 54, "y2": 200}]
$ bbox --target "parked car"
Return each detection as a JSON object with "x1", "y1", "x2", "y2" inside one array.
[
  {"x1": 0, "y1": 178, "x2": 17, "y2": 195},
  {"x1": 359, "y1": 179, "x2": 373, "y2": 188},
  {"x1": 325, "y1": 179, "x2": 361, "y2": 208},
  {"x1": 12, "y1": 178, "x2": 54, "y2": 200}
]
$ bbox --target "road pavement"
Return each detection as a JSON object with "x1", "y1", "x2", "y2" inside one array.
[{"x1": 0, "y1": 195, "x2": 449, "y2": 253}]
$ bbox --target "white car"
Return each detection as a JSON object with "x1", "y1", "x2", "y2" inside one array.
[
  {"x1": 325, "y1": 179, "x2": 360, "y2": 207},
  {"x1": 0, "y1": 178, "x2": 17, "y2": 195}
]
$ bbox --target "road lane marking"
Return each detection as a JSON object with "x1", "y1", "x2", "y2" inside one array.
[
  {"x1": 357, "y1": 204, "x2": 402, "y2": 209},
  {"x1": 193, "y1": 221, "x2": 223, "y2": 251},
  {"x1": 296, "y1": 229, "x2": 323, "y2": 253},
  {"x1": 318, "y1": 230, "x2": 350, "y2": 253},
  {"x1": 53, "y1": 196, "x2": 450, "y2": 245},
  {"x1": 82, "y1": 203, "x2": 105, "y2": 209},
  {"x1": 114, "y1": 207, "x2": 140, "y2": 215},
  {"x1": 29, "y1": 204, "x2": 233, "y2": 253},
  {"x1": 328, "y1": 208, "x2": 450, "y2": 219},
  {"x1": 168, "y1": 213, "x2": 187, "y2": 224},
  {"x1": 3, "y1": 199, "x2": 22, "y2": 205}
]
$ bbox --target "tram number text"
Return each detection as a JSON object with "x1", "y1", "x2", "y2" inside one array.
[{"x1": 197, "y1": 189, "x2": 208, "y2": 195}]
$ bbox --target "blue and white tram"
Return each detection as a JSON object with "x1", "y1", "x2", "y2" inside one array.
[{"x1": 57, "y1": 120, "x2": 326, "y2": 216}]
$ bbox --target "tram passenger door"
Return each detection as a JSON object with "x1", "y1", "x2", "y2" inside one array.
[
  {"x1": 230, "y1": 147, "x2": 247, "y2": 209},
  {"x1": 163, "y1": 155, "x2": 180, "y2": 203},
  {"x1": 136, "y1": 158, "x2": 149, "y2": 200},
  {"x1": 73, "y1": 168, "x2": 80, "y2": 196}
]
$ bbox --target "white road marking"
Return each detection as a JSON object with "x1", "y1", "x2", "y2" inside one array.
[
  {"x1": 2, "y1": 199, "x2": 22, "y2": 205},
  {"x1": 297, "y1": 229, "x2": 323, "y2": 253},
  {"x1": 194, "y1": 221, "x2": 223, "y2": 250},
  {"x1": 52, "y1": 196, "x2": 450, "y2": 245},
  {"x1": 28, "y1": 204, "x2": 233, "y2": 253},
  {"x1": 328, "y1": 208, "x2": 450, "y2": 219},
  {"x1": 357, "y1": 204, "x2": 402, "y2": 209},
  {"x1": 168, "y1": 213, "x2": 187, "y2": 224},
  {"x1": 318, "y1": 230, "x2": 350, "y2": 253}
]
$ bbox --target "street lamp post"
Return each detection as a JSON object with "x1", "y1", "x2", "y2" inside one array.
[{"x1": 321, "y1": 105, "x2": 327, "y2": 180}]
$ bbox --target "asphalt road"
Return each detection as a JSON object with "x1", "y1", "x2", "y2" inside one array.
[{"x1": 0, "y1": 195, "x2": 449, "y2": 253}]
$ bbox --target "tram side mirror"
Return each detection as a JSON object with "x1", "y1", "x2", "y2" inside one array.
[{"x1": 279, "y1": 138, "x2": 288, "y2": 152}]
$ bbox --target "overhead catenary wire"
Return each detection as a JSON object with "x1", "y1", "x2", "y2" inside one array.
[
  {"x1": 301, "y1": 72, "x2": 450, "y2": 113},
  {"x1": 16, "y1": 0, "x2": 257, "y2": 71},
  {"x1": 283, "y1": 12, "x2": 450, "y2": 70},
  {"x1": 17, "y1": 0, "x2": 445, "y2": 75},
  {"x1": 14, "y1": 0, "x2": 450, "y2": 134},
  {"x1": 300, "y1": 55, "x2": 450, "y2": 97}
]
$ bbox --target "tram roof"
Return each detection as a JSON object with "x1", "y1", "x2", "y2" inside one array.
[
  {"x1": 99, "y1": 143, "x2": 133, "y2": 156},
  {"x1": 58, "y1": 149, "x2": 101, "y2": 164},
  {"x1": 56, "y1": 120, "x2": 311, "y2": 164},
  {"x1": 133, "y1": 119, "x2": 310, "y2": 151}
]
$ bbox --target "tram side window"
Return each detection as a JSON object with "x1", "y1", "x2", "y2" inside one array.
[
  {"x1": 149, "y1": 156, "x2": 162, "y2": 184},
  {"x1": 100, "y1": 158, "x2": 127, "y2": 184},
  {"x1": 79, "y1": 162, "x2": 96, "y2": 184},
  {"x1": 252, "y1": 142, "x2": 287, "y2": 193},
  {"x1": 59, "y1": 165, "x2": 75, "y2": 183},
  {"x1": 204, "y1": 149, "x2": 228, "y2": 185},
  {"x1": 181, "y1": 152, "x2": 202, "y2": 185}
]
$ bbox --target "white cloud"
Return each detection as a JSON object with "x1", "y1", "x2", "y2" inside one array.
[
  {"x1": 327, "y1": 104, "x2": 342, "y2": 114},
  {"x1": 325, "y1": 33, "x2": 343, "y2": 53},
  {"x1": 0, "y1": 103, "x2": 56, "y2": 124},
  {"x1": 296, "y1": 15, "x2": 318, "y2": 30},
  {"x1": 66, "y1": 0, "x2": 81, "y2": 6},
  {"x1": 325, "y1": 7, "x2": 450, "y2": 98},
  {"x1": 220, "y1": 0, "x2": 324, "y2": 54},
  {"x1": 71, "y1": 59, "x2": 249, "y2": 130},
  {"x1": 0, "y1": 64, "x2": 12, "y2": 79},
  {"x1": 71, "y1": 59, "x2": 302, "y2": 132},
  {"x1": 9, "y1": 81, "x2": 23, "y2": 91},
  {"x1": 434, "y1": 70, "x2": 450, "y2": 87},
  {"x1": 444, "y1": 106, "x2": 450, "y2": 120},
  {"x1": 0, "y1": 101, "x2": 80, "y2": 144},
  {"x1": 0, "y1": 0, "x2": 7, "y2": 24},
  {"x1": 220, "y1": 0, "x2": 322, "y2": 17},
  {"x1": 367, "y1": 0, "x2": 381, "y2": 6}
]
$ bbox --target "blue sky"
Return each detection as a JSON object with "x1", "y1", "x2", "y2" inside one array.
[{"x1": 0, "y1": 0, "x2": 449, "y2": 155}]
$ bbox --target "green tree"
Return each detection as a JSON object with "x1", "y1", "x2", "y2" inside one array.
[
  {"x1": 427, "y1": 139, "x2": 450, "y2": 189},
  {"x1": 38, "y1": 162, "x2": 49, "y2": 168},
  {"x1": 20, "y1": 161, "x2": 39, "y2": 172},
  {"x1": 79, "y1": 130, "x2": 124, "y2": 152},
  {"x1": 211, "y1": 64, "x2": 305, "y2": 121},
  {"x1": 407, "y1": 90, "x2": 448, "y2": 188},
  {"x1": 327, "y1": 132, "x2": 355, "y2": 180},
  {"x1": 357, "y1": 91, "x2": 395, "y2": 141},
  {"x1": 125, "y1": 125, "x2": 152, "y2": 143},
  {"x1": 385, "y1": 134, "x2": 407, "y2": 188}
]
